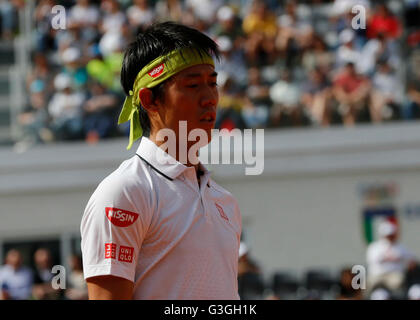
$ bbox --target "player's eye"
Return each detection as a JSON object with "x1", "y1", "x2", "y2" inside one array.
[{"x1": 186, "y1": 84, "x2": 198, "y2": 88}]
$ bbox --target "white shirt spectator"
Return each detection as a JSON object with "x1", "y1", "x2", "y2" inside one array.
[
  {"x1": 269, "y1": 80, "x2": 301, "y2": 108},
  {"x1": 367, "y1": 238, "x2": 415, "y2": 278},
  {"x1": 127, "y1": 3, "x2": 155, "y2": 27},
  {"x1": 372, "y1": 68, "x2": 403, "y2": 103},
  {"x1": 68, "y1": 3, "x2": 100, "y2": 26},
  {"x1": 48, "y1": 92, "x2": 85, "y2": 120},
  {"x1": 102, "y1": 11, "x2": 126, "y2": 34},
  {"x1": 0, "y1": 265, "x2": 33, "y2": 300},
  {"x1": 185, "y1": 0, "x2": 223, "y2": 23}
]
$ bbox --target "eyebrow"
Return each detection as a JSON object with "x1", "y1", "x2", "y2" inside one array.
[{"x1": 184, "y1": 72, "x2": 218, "y2": 78}]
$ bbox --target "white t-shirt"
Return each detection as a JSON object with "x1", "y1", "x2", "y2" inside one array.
[
  {"x1": 366, "y1": 238, "x2": 415, "y2": 278},
  {"x1": 81, "y1": 137, "x2": 242, "y2": 299}
]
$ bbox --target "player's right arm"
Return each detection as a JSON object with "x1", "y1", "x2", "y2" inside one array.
[{"x1": 86, "y1": 275, "x2": 134, "y2": 300}]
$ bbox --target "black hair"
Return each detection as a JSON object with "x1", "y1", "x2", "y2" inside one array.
[{"x1": 120, "y1": 22, "x2": 220, "y2": 137}]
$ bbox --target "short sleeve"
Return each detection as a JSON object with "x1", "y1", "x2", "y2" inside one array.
[{"x1": 80, "y1": 173, "x2": 152, "y2": 283}]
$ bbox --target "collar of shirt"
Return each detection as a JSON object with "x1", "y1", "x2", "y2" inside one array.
[{"x1": 135, "y1": 137, "x2": 211, "y2": 187}]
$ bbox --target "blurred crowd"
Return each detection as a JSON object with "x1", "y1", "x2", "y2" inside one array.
[
  {"x1": 0, "y1": 0, "x2": 418, "y2": 150},
  {"x1": 0, "y1": 248, "x2": 87, "y2": 300},
  {"x1": 238, "y1": 220, "x2": 420, "y2": 300}
]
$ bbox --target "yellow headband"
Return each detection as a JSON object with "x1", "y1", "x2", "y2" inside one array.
[{"x1": 118, "y1": 47, "x2": 215, "y2": 150}]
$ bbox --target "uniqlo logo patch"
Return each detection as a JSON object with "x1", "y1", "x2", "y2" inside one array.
[
  {"x1": 118, "y1": 246, "x2": 134, "y2": 263},
  {"x1": 105, "y1": 243, "x2": 116, "y2": 259},
  {"x1": 215, "y1": 203, "x2": 229, "y2": 221}
]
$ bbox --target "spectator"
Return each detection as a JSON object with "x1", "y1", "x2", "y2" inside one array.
[
  {"x1": 155, "y1": 0, "x2": 183, "y2": 23},
  {"x1": 402, "y1": 72, "x2": 420, "y2": 120},
  {"x1": 215, "y1": 73, "x2": 247, "y2": 131},
  {"x1": 211, "y1": 6, "x2": 245, "y2": 50},
  {"x1": 0, "y1": 0, "x2": 19, "y2": 40},
  {"x1": 366, "y1": 220, "x2": 417, "y2": 296},
  {"x1": 185, "y1": 0, "x2": 223, "y2": 25},
  {"x1": 64, "y1": 255, "x2": 88, "y2": 300},
  {"x1": 369, "y1": 285, "x2": 392, "y2": 300},
  {"x1": 335, "y1": 29, "x2": 362, "y2": 71},
  {"x1": 0, "y1": 249, "x2": 33, "y2": 300},
  {"x1": 68, "y1": 0, "x2": 100, "y2": 43},
  {"x1": 242, "y1": 0, "x2": 277, "y2": 64},
  {"x1": 301, "y1": 34, "x2": 334, "y2": 75},
  {"x1": 276, "y1": 0, "x2": 313, "y2": 67},
  {"x1": 100, "y1": 0, "x2": 127, "y2": 35},
  {"x1": 48, "y1": 73, "x2": 85, "y2": 140},
  {"x1": 407, "y1": 284, "x2": 420, "y2": 300},
  {"x1": 33, "y1": 0, "x2": 57, "y2": 52},
  {"x1": 370, "y1": 59, "x2": 403, "y2": 122},
  {"x1": 269, "y1": 69, "x2": 307, "y2": 127},
  {"x1": 301, "y1": 67, "x2": 333, "y2": 126},
  {"x1": 60, "y1": 47, "x2": 89, "y2": 90},
  {"x1": 83, "y1": 81, "x2": 119, "y2": 143},
  {"x1": 336, "y1": 267, "x2": 363, "y2": 300},
  {"x1": 242, "y1": 67, "x2": 270, "y2": 128},
  {"x1": 215, "y1": 36, "x2": 248, "y2": 88},
  {"x1": 237, "y1": 242, "x2": 264, "y2": 299},
  {"x1": 32, "y1": 248, "x2": 60, "y2": 300},
  {"x1": 15, "y1": 79, "x2": 52, "y2": 150},
  {"x1": 332, "y1": 62, "x2": 371, "y2": 125}
]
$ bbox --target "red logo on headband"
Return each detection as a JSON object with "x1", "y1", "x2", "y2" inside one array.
[{"x1": 148, "y1": 63, "x2": 165, "y2": 78}]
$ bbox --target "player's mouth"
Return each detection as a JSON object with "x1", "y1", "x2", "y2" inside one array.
[{"x1": 199, "y1": 111, "x2": 216, "y2": 123}]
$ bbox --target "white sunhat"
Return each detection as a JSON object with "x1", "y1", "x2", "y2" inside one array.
[
  {"x1": 99, "y1": 31, "x2": 123, "y2": 56},
  {"x1": 370, "y1": 288, "x2": 391, "y2": 300},
  {"x1": 217, "y1": 6, "x2": 234, "y2": 22},
  {"x1": 339, "y1": 29, "x2": 355, "y2": 44},
  {"x1": 239, "y1": 242, "x2": 248, "y2": 258},
  {"x1": 54, "y1": 73, "x2": 72, "y2": 90},
  {"x1": 217, "y1": 36, "x2": 233, "y2": 52},
  {"x1": 61, "y1": 47, "x2": 81, "y2": 64},
  {"x1": 378, "y1": 220, "x2": 397, "y2": 238}
]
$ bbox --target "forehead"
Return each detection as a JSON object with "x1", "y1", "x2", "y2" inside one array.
[{"x1": 173, "y1": 64, "x2": 217, "y2": 80}]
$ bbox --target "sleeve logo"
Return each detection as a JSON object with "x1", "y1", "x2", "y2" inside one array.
[
  {"x1": 105, "y1": 207, "x2": 139, "y2": 227},
  {"x1": 118, "y1": 246, "x2": 134, "y2": 263},
  {"x1": 148, "y1": 63, "x2": 165, "y2": 78},
  {"x1": 215, "y1": 203, "x2": 229, "y2": 221}
]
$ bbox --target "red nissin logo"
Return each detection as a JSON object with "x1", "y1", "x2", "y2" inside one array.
[
  {"x1": 148, "y1": 63, "x2": 164, "y2": 78},
  {"x1": 105, "y1": 207, "x2": 139, "y2": 227}
]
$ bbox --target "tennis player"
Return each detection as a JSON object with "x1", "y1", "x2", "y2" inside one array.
[{"x1": 80, "y1": 22, "x2": 242, "y2": 300}]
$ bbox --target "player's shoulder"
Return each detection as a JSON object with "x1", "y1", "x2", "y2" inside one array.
[{"x1": 96, "y1": 155, "x2": 152, "y2": 195}]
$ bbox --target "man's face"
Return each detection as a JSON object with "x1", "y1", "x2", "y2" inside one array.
[{"x1": 154, "y1": 64, "x2": 218, "y2": 145}]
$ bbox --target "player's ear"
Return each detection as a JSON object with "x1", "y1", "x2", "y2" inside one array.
[{"x1": 139, "y1": 88, "x2": 159, "y2": 111}]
